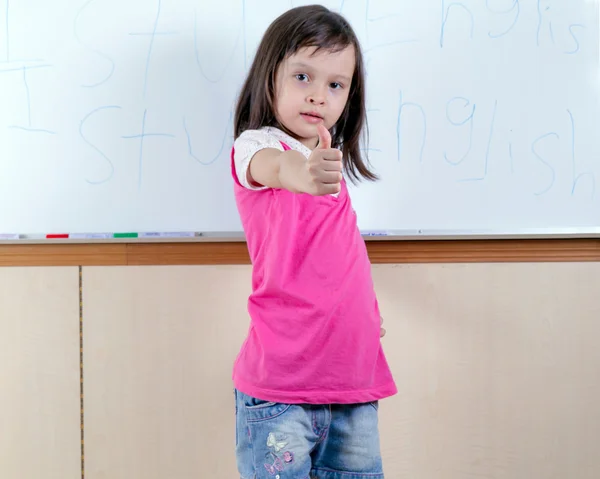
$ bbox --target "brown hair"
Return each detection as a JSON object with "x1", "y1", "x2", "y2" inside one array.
[{"x1": 233, "y1": 4, "x2": 377, "y2": 183}]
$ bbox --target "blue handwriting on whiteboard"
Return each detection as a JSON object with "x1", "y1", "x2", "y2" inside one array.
[
  {"x1": 531, "y1": 131, "x2": 558, "y2": 195},
  {"x1": 74, "y1": 0, "x2": 115, "y2": 88},
  {"x1": 536, "y1": 3, "x2": 587, "y2": 52},
  {"x1": 486, "y1": 0, "x2": 520, "y2": 39},
  {"x1": 6, "y1": 66, "x2": 56, "y2": 135},
  {"x1": 2, "y1": 1, "x2": 43, "y2": 64},
  {"x1": 459, "y1": 99, "x2": 498, "y2": 182},
  {"x1": 440, "y1": 1, "x2": 474, "y2": 48},
  {"x1": 364, "y1": 0, "x2": 418, "y2": 52},
  {"x1": 568, "y1": 109, "x2": 595, "y2": 198},
  {"x1": 79, "y1": 105, "x2": 122, "y2": 184},
  {"x1": 444, "y1": 97, "x2": 476, "y2": 166},
  {"x1": 396, "y1": 90, "x2": 426, "y2": 163},
  {"x1": 564, "y1": 24, "x2": 585, "y2": 54},
  {"x1": 137, "y1": 0, "x2": 163, "y2": 98},
  {"x1": 183, "y1": 111, "x2": 232, "y2": 166},
  {"x1": 366, "y1": 0, "x2": 403, "y2": 23},
  {"x1": 8, "y1": 125, "x2": 55, "y2": 134},
  {"x1": 122, "y1": 109, "x2": 175, "y2": 188},
  {"x1": 193, "y1": 8, "x2": 241, "y2": 83},
  {"x1": 536, "y1": 1, "x2": 555, "y2": 47}
]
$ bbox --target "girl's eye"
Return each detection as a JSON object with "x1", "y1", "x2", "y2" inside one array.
[
  {"x1": 295, "y1": 74, "x2": 308, "y2": 82},
  {"x1": 330, "y1": 82, "x2": 342, "y2": 90}
]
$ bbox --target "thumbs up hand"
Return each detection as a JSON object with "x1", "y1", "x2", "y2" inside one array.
[
  {"x1": 276, "y1": 125, "x2": 343, "y2": 196},
  {"x1": 303, "y1": 124, "x2": 343, "y2": 196}
]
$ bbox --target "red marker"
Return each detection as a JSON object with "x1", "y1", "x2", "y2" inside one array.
[{"x1": 46, "y1": 234, "x2": 69, "y2": 239}]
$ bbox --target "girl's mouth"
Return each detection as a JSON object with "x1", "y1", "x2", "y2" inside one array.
[{"x1": 301, "y1": 112, "x2": 324, "y2": 124}]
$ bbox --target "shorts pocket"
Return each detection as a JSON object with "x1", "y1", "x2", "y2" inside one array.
[
  {"x1": 244, "y1": 396, "x2": 291, "y2": 423},
  {"x1": 245, "y1": 396, "x2": 277, "y2": 409}
]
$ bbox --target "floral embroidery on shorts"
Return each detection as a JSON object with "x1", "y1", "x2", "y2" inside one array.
[
  {"x1": 263, "y1": 432, "x2": 295, "y2": 476},
  {"x1": 266, "y1": 432, "x2": 288, "y2": 452},
  {"x1": 264, "y1": 454, "x2": 284, "y2": 475}
]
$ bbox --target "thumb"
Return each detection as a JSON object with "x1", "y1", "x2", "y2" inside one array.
[{"x1": 316, "y1": 124, "x2": 331, "y2": 150}]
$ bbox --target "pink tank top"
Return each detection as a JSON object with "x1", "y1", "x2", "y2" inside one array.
[{"x1": 230, "y1": 142, "x2": 397, "y2": 404}]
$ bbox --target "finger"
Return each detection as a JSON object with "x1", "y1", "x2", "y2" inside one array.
[
  {"x1": 321, "y1": 148, "x2": 343, "y2": 162},
  {"x1": 380, "y1": 327, "x2": 386, "y2": 338},
  {"x1": 320, "y1": 183, "x2": 342, "y2": 195},
  {"x1": 326, "y1": 172, "x2": 343, "y2": 184},
  {"x1": 316, "y1": 170, "x2": 342, "y2": 184},
  {"x1": 316, "y1": 124, "x2": 332, "y2": 150},
  {"x1": 314, "y1": 180, "x2": 341, "y2": 195},
  {"x1": 321, "y1": 156, "x2": 343, "y2": 171}
]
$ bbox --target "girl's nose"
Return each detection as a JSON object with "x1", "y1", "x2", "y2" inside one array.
[{"x1": 307, "y1": 87, "x2": 326, "y2": 105}]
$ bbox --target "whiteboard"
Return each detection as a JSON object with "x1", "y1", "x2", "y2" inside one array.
[{"x1": 0, "y1": 0, "x2": 599, "y2": 241}]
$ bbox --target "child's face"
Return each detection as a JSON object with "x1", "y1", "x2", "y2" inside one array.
[{"x1": 274, "y1": 45, "x2": 355, "y2": 149}]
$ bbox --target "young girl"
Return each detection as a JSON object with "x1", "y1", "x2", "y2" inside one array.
[{"x1": 230, "y1": 5, "x2": 397, "y2": 478}]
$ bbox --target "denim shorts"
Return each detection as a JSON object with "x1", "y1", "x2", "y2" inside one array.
[{"x1": 235, "y1": 389, "x2": 384, "y2": 479}]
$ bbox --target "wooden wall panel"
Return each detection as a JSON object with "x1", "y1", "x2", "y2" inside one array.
[
  {"x1": 0, "y1": 267, "x2": 81, "y2": 479},
  {"x1": 0, "y1": 239, "x2": 597, "y2": 266},
  {"x1": 80, "y1": 263, "x2": 600, "y2": 479}
]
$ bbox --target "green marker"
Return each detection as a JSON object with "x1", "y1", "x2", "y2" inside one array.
[{"x1": 113, "y1": 232, "x2": 138, "y2": 238}]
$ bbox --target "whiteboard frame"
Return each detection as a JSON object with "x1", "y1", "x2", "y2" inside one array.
[{"x1": 0, "y1": 227, "x2": 598, "y2": 244}]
